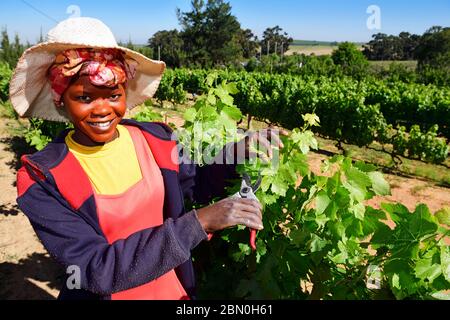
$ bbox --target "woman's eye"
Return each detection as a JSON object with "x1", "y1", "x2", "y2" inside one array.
[
  {"x1": 77, "y1": 96, "x2": 91, "y2": 103},
  {"x1": 110, "y1": 94, "x2": 122, "y2": 101}
]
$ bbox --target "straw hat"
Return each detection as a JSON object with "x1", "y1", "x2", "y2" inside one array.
[{"x1": 9, "y1": 17, "x2": 166, "y2": 122}]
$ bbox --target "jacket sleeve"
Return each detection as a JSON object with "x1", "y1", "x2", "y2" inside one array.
[
  {"x1": 178, "y1": 143, "x2": 240, "y2": 206},
  {"x1": 17, "y1": 168, "x2": 208, "y2": 296}
]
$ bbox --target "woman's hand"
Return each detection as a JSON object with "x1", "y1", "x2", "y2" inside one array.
[
  {"x1": 232, "y1": 127, "x2": 288, "y2": 163},
  {"x1": 196, "y1": 197, "x2": 263, "y2": 233}
]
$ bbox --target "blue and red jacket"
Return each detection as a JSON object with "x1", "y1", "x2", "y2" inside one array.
[{"x1": 16, "y1": 119, "x2": 239, "y2": 300}]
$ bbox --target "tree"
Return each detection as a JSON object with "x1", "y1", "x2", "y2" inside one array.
[
  {"x1": 237, "y1": 28, "x2": 259, "y2": 59},
  {"x1": 332, "y1": 42, "x2": 369, "y2": 78},
  {"x1": 415, "y1": 26, "x2": 450, "y2": 86},
  {"x1": 177, "y1": 0, "x2": 244, "y2": 67},
  {"x1": 260, "y1": 26, "x2": 293, "y2": 55},
  {"x1": 38, "y1": 27, "x2": 44, "y2": 44},
  {"x1": 148, "y1": 30, "x2": 185, "y2": 68},
  {"x1": 415, "y1": 26, "x2": 450, "y2": 68},
  {"x1": 363, "y1": 32, "x2": 420, "y2": 60},
  {"x1": 118, "y1": 39, "x2": 153, "y2": 59},
  {"x1": 177, "y1": 0, "x2": 209, "y2": 66},
  {"x1": 0, "y1": 28, "x2": 26, "y2": 68},
  {"x1": 204, "y1": 0, "x2": 242, "y2": 66},
  {"x1": 399, "y1": 32, "x2": 420, "y2": 60}
]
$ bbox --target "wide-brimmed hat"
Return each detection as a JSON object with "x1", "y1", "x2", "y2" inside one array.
[{"x1": 9, "y1": 17, "x2": 166, "y2": 122}]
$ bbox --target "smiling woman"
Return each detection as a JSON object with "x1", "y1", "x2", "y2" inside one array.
[{"x1": 9, "y1": 16, "x2": 266, "y2": 300}]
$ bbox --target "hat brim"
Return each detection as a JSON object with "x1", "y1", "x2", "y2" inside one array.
[{"x1": 9, "y1": 42, "x2": 166, "y2": 123}]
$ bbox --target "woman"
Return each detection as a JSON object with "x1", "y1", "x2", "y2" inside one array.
[{"x1": 10, "y1": 17, "x2": 277, "y2": 300}]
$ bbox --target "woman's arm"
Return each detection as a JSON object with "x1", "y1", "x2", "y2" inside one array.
[{"x1": 178, "y1": 144, "x2": 240, "y2": 205}]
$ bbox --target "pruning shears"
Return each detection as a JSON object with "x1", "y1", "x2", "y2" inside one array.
[
  {"x1": 234, "y1": 172, "x2": 262, "y2": 251},
  {"x1": 206, "y1": 172, "x2": 262, "y2": 251}
]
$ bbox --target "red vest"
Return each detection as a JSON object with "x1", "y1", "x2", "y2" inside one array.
[{"x1": 56, "y1": 126, "x2": 188, "y2": 300}]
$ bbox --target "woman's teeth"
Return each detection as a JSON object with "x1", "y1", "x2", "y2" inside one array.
[{"x1": 89, "y1": 121, "x2": 112, "y2": 128}]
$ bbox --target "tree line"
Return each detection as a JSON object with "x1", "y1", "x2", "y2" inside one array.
[
  {"x1": 148, "y1": 0, "x2": 293, "y2": 68},
  {"x1": 363, "y1": 27, "x2": 450, "y2": 66}
]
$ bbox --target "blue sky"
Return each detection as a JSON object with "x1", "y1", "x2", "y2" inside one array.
[{"x1": 0, "y1": 0, "x2": 449, "y2": 44}]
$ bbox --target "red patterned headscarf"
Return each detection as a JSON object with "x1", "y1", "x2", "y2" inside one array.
[{"x1": 48, "y1": 48, "x2": 138, "y2": 106}]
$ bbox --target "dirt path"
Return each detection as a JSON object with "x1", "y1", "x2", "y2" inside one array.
[
  {"x1": 0, "y1": 118, "x2": 64, "y2": 299},
  {"x1": 0, "y1": 116, "x2": 449, "y2": 300}
]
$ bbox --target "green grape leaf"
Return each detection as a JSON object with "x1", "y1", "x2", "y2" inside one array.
[
  {"x1": 391, "y1": 273, "x2": 401, "y2": 290},
  {"x1": 441, "y1": 245, "x2": 450, "y2": 282},
  {"x1": 349, "y1": 203, "x2": 366, "y2": 220},
  {"x1": 371, "y1": 223, "x2": 393, "y2": 248},
  {"x1": 315, "y1": 191, "x2": 331, "y2": 215},
  {"x1": 323, "y1": 200, "x2": 339, "y2": 221},
  {"x1": 414, "y1": 249, "x2": 442, "y2": 282},
  {"x1": 335, "y1": 185, "x2": 351, "y2": 207},
  {"x1": 361, "y1": 206, "x2": 387, "y2": 235},
  {"x1": 289, "y1": 153, "x2": 310, "y2": 177},
  {"x1": 198, "y1": 105, "x2": 218, "y2": 120},
  {"x1": 345, "y1": 166, "x2": 372, "y2": 189},
  {"x1": 368, "y1": 172, "x2": 391, "y2": 196},
  {"x1": 279, "y1": 166, "x2": 298, "y2": 185},
  {"x1": 262, "y1": 194, "x2": 279, "y2": 206},
  {"x1": 353, "y1": 161, "x2": 377, "y2": 173},
  {"x1": 292, "y1": 131, "x2": 317, "y2": 154},
  {"x1": 329, "y1": 221, "x2": 346, "y2": 240},
  {"x1": 315, "y1": 214, "x2": 330, "y2": 229},
  {"x1": 206, "y1": 73, "x2": 216, "y2": 87},
  {"x1": 214, "y1": 87, "x2": 234, "y2": 106},
  {"x1": 289, "y1": 229, "x2": 309, "y2": 247},
  {"x1": 221, "y1": 105, "x2": 243, "y2": 121},
  {"x1": 342, "y1": 180, "x2": 366, "y2": 203},
  {"x1": 409, "y1": 204, "x2": 438, "y2": 240},
  {"x1": 256, "y1": 239, "x2": 267, "y2": 263},
  {"x1": 329, "y1": 241, "x2": 348, "y2": 264},
  {"x1": 271, "y1": 176, "x2": 288, "y2": 197},
  {"x1": 225, "y1": 82, "x2": 239, "y2": 95},
  {"x1": 206, "y1": 94, "x2": 217, "y2": 105},
  {"x1": 231, "y1": 243, "x2": 252, "y2": 262},
  {"x1": 385, "y1": 260, "x2": 418, "y2": 298},
  {"x1": 381, "y1": 202, "x2": 411, "y2": 224},
  {"x1": 218, "y1": 112, "x2": 237, "y2": 131},
  {"x1": 346, "y1": 219, "x2": 364, "y2": 238},
  {"x1": 435, "y1": 207, "x2": 450, "y2": 226},
  {"x1": 302, "y1": 113, "x2": 320, "y2": 127},
  {"x1": 260, "y1": 175, "x2": 274, "y2": 193},
  {"x1": 308, "y1": 234, "x2": 328, "y2": 253},
  {"x1": 183, "y1": 108, "x2": 197, "y2": 122}
]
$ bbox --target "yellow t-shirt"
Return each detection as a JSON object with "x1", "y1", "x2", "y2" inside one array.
[{"x1": 65, "y1": 125, "x2": 143, "y2": 196}]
